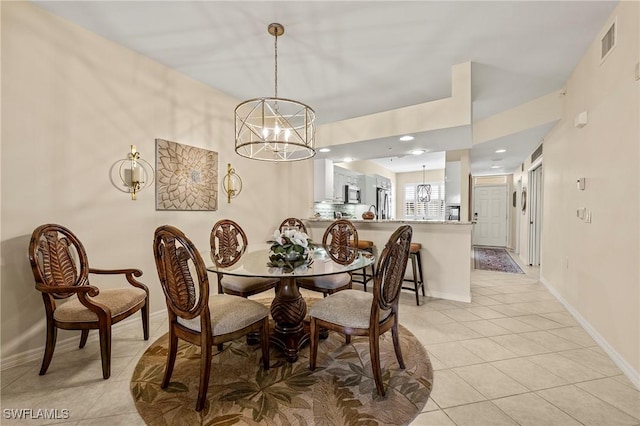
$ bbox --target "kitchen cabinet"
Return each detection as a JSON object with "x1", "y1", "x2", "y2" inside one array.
[
  {"x1": 359, "y1": 174, "x2": 377, "y2": 207},
  {"x1": 333, "y1": 166, "x2": 361, "y2": 202},
  {"x1": 314, "y1": 159, "x2": 334, "y2": 202},
  {"x1": 445, "y1": 161, "x2": 461, "y2": 204},
  {"x1": 333, "y1": 167, "x2": 346, "y2": 201}
]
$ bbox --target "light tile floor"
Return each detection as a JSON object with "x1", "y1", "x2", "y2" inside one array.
[{"x1": 1, "y1": 261, "x2": 639, "y2": 425}]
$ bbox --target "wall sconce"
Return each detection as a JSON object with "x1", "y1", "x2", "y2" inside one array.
[
  {"x1": 117, "y1": 145, "x2": 154, "y2": 200},
  {"x1": 223, "y1": 163, "x2": 242, "y2": 203}
]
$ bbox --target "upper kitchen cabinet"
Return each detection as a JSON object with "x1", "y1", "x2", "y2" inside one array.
[
  {"x1": 334, "y1": 166, "x2": 361, "y2": 202},
  {"x1": 314, "y1": 159, "x2": 334, "y2": 202},
  {"x1": 445, "y1": 161, "x2": 461, "y2": 204},
  {"x1": 314, "y1": 159, "x2": 362, "y2": 203},
  {"x1": 359, "y1": 174, "x2": 377, "y2": 206}
]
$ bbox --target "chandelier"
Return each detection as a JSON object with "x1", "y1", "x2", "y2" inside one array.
[
  {"x1": 234, "y1": 23, "x2": 316, "y2": 162},
  {"x1": 417, "y1": 165, "x2": 432, "y2": 203}
]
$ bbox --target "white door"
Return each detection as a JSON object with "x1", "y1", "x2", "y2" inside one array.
[
  {"x1": 473, "y1": 185, "x2": 508, "y2": 246},
  {"x1": 528, "y1": 166, "x2": 543, "y2": 266}
]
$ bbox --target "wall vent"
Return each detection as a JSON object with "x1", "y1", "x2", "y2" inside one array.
[
  {"x1": 531, "y1": 143, "x2": 543, "y2": 163},
  {"x1": 601, "y1": 21, "x2": 616, "y2": 62}
]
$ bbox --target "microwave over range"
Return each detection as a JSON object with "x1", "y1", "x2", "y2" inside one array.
[{"x1": 344, "y1": 184, "x2": 361, "y2": 204}]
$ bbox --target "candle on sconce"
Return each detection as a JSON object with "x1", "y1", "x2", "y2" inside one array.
[{"x1": 131, "y1": 166, "x2": 141, "y2": 184}]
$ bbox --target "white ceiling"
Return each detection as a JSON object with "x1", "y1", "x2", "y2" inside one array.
[{"x1": 32, "y1": 1, "x2": 617, "y2": 175}]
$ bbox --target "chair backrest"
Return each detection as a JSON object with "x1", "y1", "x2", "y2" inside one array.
[
  {"x1": 322, "y1": 219, "x2": 358, "y2": 265},
  {"x1": 372, "y1": 225, "x2": 413, "y2": 311},
  {"x1": 210, "y1": 219, "x2": 248, "y2": 268},
  {"x1": 154, "y1": 225, "x2": 209, "y2": 321},
  {"x1": 278, "y1": 217, "x2": 307, "y2": 234},
  {"x1": 29, "y1": 224, "x2": 89, "y2": 299}
]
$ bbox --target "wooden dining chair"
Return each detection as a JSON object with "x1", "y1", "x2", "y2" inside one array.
[
  {"x1": 308, "y1": 225, "x2": 413, "y2": 396},
  {"x1": 296, "y1": 219, "x2": 358, "y2": 296},
  {"x1": 28, "y1": 224, "x2": 149, "y2": 379},
  {"x1": 278, "y1": 217, "x2": 307, "y2": 234},
  {"x1": 210, "y1": 219, "x2": 279, "y2": 297},
  {"x1": 153, "y1": 225, "x2": 270, "y2": 411}
]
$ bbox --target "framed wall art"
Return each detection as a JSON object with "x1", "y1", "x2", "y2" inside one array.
[{"x1": 155, "y1": 139, "x2": 218, "y2": 211}]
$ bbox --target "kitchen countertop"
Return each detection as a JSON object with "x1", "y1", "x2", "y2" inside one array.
[
  {"x1": 305, "y1": 218, "x2": 472, "y2": 225},
  {"x1": 304, "y1": 217, "x2": 472, "y2": 302}
]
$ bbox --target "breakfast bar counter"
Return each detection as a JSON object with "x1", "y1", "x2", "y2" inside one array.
[{"x1": 304, "y1": 219, "x2": 472, "y2": 303}]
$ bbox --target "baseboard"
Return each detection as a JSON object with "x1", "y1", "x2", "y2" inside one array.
[
  {"x1": 425, "y1": 289, "x2": 471, "y2": 303},
  {"x1": 0, "y1": 309, "x2": 167, "y2": 371},
  {"x1": 540, "y1": 275, "x2": 640, "y2": 390}
]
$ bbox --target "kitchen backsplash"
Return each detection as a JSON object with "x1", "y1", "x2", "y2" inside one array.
[{"x1": 314, "y1": 203, "x2": 356, "y2": 219}]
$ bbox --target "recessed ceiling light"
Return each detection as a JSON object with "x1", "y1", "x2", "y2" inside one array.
[
  {"x1": 318, "y1": 148, "x2": 331, "y2": 153},
  {"x1": 399, "y1": 135, "x2": 414, "y2": 142},
  {"x1": 491, "y1": 165, "x2": 500, "y2": 169},
  {"x1": 343, "y1": 157, "x2": 353, "y2": 163},
  {"x1": 411, "y1": 150, "x2": 425, "y2": 155},
  {"x1": 495, "y1": 149, "x2": 506, "y2": 153}
]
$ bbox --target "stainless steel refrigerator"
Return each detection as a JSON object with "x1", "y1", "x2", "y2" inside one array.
[{"x1": 376, "y1": 187, "x2": 391, "y2": 219}]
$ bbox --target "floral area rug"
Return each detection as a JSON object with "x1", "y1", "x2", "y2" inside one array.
[
  {"x1": 473, "y1": 246, "x2": 524, "y2": 274},
  {"x1": 131, "y1": 323, "x2": 432, "y2": 425}
]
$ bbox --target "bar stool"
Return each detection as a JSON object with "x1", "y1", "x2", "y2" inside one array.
[
  {"x1": 402, "y1": 243, "x2": 425, "y2": 305},
  {"x1": 351, "y1": 239, "x2": 375, "y2": 292}
]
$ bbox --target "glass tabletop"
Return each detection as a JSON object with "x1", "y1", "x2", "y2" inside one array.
[{"x1": 206, "y1": 246, "x2": 374, "y2": 279}]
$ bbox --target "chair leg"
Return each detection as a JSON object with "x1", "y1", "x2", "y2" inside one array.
[
  {"x1": 39, "y1": 319, "x2": 57, "y2": 376},
  {"x1": 416, "y1": 251, "x2": 425, "y2": 296},
  {"x1": 79, "y1": 329, "x2": 89, "y2": 348},
  {"x1": 411, "y1": 253, "x2": 420, "y2": 306},
  {"x1": 196, "y1": 340, "x2": 213, "y2": 411},
  {"x1": 98, "y1": 324, "x2": 112, "y2": 379},
  {"x1": 369, "y1": 333, "x2": 385, "y2": 396},
  {"x1": 141, "y1": 300, "x2": 150, "y2": 340},
  {"x1": 391, "y1": 318, "x2": 405, "y2": 369},
  {"x1": 260, "y1": 317, "x2": 270, "y2": 370},
  {"x1": 309, "y1": 318, "x2": 318, "y2": 370},
  {"x1": 161, "y1": 327, "x2": 178, "y2": 389},
  {"x1": 345, "y1": 334, "x2": 351, "y2": 344}
]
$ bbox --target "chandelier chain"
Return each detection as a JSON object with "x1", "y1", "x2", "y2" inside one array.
[{"x1": 274, "y1": 29, "x2": 278, "y2": 99}]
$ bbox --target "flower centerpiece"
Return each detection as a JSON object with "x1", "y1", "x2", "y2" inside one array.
[{"x1": 267, "y1": 228, "x2": 313, "y2": 272}]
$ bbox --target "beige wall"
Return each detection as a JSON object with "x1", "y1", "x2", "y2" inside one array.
[
  {"x1": 0, "y1": 2, "x2": 311, "y2": 364},
  {"x1": 534, "y1": 1, "x2": 639, "y2": 383}
]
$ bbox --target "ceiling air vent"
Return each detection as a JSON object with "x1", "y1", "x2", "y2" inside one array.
[{"x1": 601, "y1": 21, "x2": 616, "y2": 62}]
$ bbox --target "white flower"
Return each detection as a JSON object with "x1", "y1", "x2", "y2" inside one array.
[
  {"x1": 272, "y1": 229, "x2": 284, "y2": 245},
  {"x1": 291, "y1": 235, "x2": 308, "y2": 248}
]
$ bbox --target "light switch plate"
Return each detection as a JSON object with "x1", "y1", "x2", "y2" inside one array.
[{"x1": 577, "y1": 177, "x2": 586, "y2": 190}]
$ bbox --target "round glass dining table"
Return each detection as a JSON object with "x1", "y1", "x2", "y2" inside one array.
[{"x1": 207, "y1": 246, "x2": 374, "y2": 362}]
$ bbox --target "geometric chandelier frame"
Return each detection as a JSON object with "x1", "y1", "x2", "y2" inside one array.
[
  {"x1": 234, "y1": 23, "x2": 316, "y2": 162},
  {"x1": 416, "y1": 164, "x2": 432, "y2": 203}
]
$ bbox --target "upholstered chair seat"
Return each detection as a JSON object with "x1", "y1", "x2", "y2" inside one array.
[
  {"x1": 53, "y1": 288, "x2": 147, "y2": 323},
  {"x1": 308, "y1": 289, "x2": 391, "y2": 329},
  {"x1": 218, "y1": 275, "x2": 277, "y2": 296},
  {"x1": 177, "y1": 294, "x2": 269, "y2": 334},
  {"x1": 297, "y1": 273, "x2": 351, "y2": 293}
]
